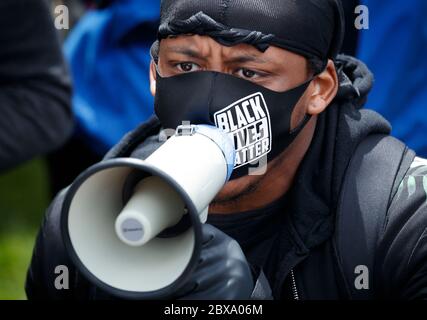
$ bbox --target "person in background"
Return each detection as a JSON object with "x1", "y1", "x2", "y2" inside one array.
[
  {"x1": 47, "y1": 0, "x2": 159, "y2": 195},
  {"x1": 0, "y1": 0, "x2": 73, "y2": 172},
  {"x1": 357, "y1": 0, "x2": 427, "y2": 158}
]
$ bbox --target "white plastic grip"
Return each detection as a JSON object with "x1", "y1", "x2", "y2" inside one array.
[{"x1": 115, "y1": 176, "x2": 185, "y2": 246}]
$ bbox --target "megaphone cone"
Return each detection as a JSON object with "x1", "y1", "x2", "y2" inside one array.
[{"x1": 60, "y1": 125, "x2": 235, "y2": 299}]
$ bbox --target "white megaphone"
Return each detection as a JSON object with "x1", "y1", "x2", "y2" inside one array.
[{"x1": 60, "y1": 124, "x2": 235, "y2": 299}]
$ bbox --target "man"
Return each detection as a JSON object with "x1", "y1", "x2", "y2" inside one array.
[
  {"x1": 26, "y1": 0, "x2": 427, "y2": 300},
  {"x1": 0, "y1": 0, "x2": 73, "y2": 171}
]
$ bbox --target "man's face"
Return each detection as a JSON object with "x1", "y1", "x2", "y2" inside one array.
[{"x1": 150, "y1": 34, "x2": 338, "y2": 212}]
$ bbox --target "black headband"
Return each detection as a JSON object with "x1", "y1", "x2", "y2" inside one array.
[{"x1": 156, "y1": 0, "x2": 345, "y2": 61}]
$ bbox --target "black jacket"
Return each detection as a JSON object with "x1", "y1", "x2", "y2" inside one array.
[
  {"x1": 25, "y1": 55, "x2": 427, "y2": 300},
  {"x1": 0, "y1": 0, "x2": 73, "y2": 171}
]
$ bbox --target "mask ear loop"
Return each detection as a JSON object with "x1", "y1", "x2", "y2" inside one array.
[
  {"x1": 288, "y1": 59, "x2": 328, "y2": 136},
  {"x1": 150, "y1": 40, "x2": 159, "y2": 64},
  {"x1": 150, "y1": 40, "x2": 164, "y2": 77},
  {"x1": 289, "y1": 113, "x2": 312, "y2": 136}
]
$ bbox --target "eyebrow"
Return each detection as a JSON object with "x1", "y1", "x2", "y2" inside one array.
[
  {"x1": 168, "y1": 46, "x2": 208, "y2": 61},
  {"x1": 224, "y1": 55, "x2": 270, "y2": 64},
  {"x1": 167, "y1": 46, "x2": 271, "y2": 64}
]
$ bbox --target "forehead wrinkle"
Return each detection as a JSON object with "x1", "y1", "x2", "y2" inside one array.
[{"x1": 163, "y1": 35, "x2": 216, "y2": 60}]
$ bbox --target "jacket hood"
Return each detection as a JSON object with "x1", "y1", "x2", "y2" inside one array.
[
  {"x1": 266, "y1": 55, "x2": 392, "y2": 297},
  {"x1": 335, "y1": 54, "x2": 374, "y2": 108},
  {"x1": 284, "y1": 55, "x2": 390, "y2": 251}
]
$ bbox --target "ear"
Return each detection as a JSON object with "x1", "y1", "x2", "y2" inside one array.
[
  {"x1": 149, "y1": 60, "x2": 157, "y2": 97},
  {"x1": 307, "y1": 60, "x2": 338, "y2": 115}
]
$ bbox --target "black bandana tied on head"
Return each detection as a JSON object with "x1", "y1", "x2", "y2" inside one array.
[{"x1": 156, "y1": 0, "x2": 345, "y2": 61}]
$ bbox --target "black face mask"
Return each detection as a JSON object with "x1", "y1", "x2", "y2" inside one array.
[{"x1": 154, "y1": 70, "x2": 313, "y2": 179}]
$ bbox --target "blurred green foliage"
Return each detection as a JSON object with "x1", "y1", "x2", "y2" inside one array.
[{"x1": 0, "y1": 159, "x2": 50, "y2": 299}]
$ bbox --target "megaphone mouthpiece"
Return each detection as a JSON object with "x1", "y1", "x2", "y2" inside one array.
[{"x1": 115, "y1": 176, "x2": 185, "y2": 246}]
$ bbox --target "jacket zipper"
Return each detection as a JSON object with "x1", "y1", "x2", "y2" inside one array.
[{"x1": 290, "y1": 269, "x2": 300, "y2": 300}]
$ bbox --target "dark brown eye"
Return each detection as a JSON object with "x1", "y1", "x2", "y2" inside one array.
[
  {"x1": 242, "y1": 69, "x2": 256, "y2": 78},
  {"x1": 177, "y1": 62, "x2": 199, "y2": 73}
]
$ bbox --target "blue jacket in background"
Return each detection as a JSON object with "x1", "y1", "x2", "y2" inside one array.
[
  {"x1": 65, "y1": 0, "x2": 159, "y2": 154},
  {"x1": 357, "y1": 0, "x2": 427, "y2": 157}
]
